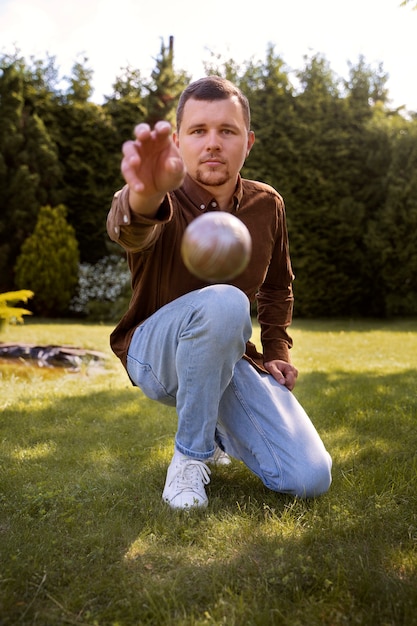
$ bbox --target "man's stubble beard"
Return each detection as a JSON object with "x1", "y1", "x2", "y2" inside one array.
[{"x1": 195, "y1": 166, "x2": 231, "y2": 188}]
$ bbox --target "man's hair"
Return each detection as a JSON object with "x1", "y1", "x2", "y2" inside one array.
[{"x1": 176, "y1": 76, "x2": 251, "y2": 131}]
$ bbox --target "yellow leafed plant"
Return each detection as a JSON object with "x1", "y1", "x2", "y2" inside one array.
[{"x1": 0, "y1": 290, "x2": 34, "y2": 328}]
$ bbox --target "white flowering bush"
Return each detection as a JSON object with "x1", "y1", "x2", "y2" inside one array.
[{"x1": 70, "y1": 255, "x2": 130, "y2": 319}]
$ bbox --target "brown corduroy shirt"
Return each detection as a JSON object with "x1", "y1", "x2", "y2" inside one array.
[{"x1": 107, "y1": 174, "x2": 295, "y2": 374}]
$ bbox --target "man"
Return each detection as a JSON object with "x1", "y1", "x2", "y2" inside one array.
[{"x1": 107, "y1": 76, "x2": 332, "y2": 509}]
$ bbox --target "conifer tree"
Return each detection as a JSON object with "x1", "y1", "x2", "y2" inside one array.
[
  {"x1": 0, "y1": 54, "x2": 62, "y2": 290},
  {"x1": 367, "y1": 120, "x2": 417, "y2": 315},
  {"x1": 64, "y1": 57, "x2": 94, "y2": 104},
  {"x1": 238, "y1": 45, "x2": 296, "y2": 190},
  {"x1": 104, "y1": 66, "x2": 147, "y2": 142},
  {"x1": 14, "y1": 205, "x2": 79, "y2": 316},
  {"x1": 144, "y1": 36, "x2": 190, "y2": 128},
  {"x1": 52, "y1": 56, "x2": 121, "y2": 263}
]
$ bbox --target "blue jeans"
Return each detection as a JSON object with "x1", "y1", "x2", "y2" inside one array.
[{"x1": 127, "y1": 285, "x2": 332, "y2": 497}]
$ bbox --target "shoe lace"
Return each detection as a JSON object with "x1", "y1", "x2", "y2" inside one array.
[{"x1": 175, "y1": 460, "x2": 211, "y2": 491}]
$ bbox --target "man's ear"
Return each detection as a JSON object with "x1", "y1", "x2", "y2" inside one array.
[
  {"x1": 173, "y1": 131, "x2": 179, "y2": 148},
  {"x1": 247, "y1": 130, "x2": 255, "y2": 157}
]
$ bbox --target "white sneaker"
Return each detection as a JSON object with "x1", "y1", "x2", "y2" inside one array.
[
  {"x1": 162, "y1": 455, "x2": 211, "y2": 509},
  {"x1": 207, "y1": 444, "x2": 232, "y2": 466}
]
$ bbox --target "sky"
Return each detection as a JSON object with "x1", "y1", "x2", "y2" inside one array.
[{"x1": 1, "y1": 0, "x2": 416, "y2": 111}]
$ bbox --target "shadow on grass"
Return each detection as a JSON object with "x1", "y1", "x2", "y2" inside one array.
[
  {"x1": 1, "y1": 368, "x2": 417, "y2": 624},
  {"x1": 292, "y1": 317, "x2": 417, "y2": 334}
]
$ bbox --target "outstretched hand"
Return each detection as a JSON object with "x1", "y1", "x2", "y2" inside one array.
[
  {"x1": 263, "y1": 359, "x2": 299, "y2": 391},
  {"x1": 121, "y1": 121, "x2": 185, "y2": 214}
]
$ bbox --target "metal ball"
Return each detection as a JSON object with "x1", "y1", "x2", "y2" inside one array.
[{"x1": 181, "y1": 212, "x2": 252, "y2": 282}]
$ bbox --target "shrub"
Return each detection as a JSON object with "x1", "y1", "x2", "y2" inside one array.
[
  {"x1": 70, "y1": 255, "x2": 130, "y2": 321},
  {"x1": 14, "y1": 205, "x2": 79, "y2": 316},
  {"x1": 0, "y1": 289, "x2": 34, "y2": 330}
]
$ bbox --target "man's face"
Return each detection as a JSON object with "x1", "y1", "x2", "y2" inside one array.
[{"x1": 174, "y1": 96, "x2": 255, "y2": 190}]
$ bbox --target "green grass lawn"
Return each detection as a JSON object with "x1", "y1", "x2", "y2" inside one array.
[{"x1": 1, "y1": 318, "x2": 417, "y2": 625}]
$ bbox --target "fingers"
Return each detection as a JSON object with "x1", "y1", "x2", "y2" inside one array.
[
  {"x1": 133, "y1": 122, "x2": 152, "y2": 141},
  {"x1": 282, "y1": 370, "x2": 297, "y2": 391},
  {"x1": 121, "y1": 141, "x2": 144, "y2": 193},
  {"x1": 122, "y1": 121, "x2": 172, "y2": 164},
  {"x1": 281, "y1": 364, "x2": 298, "y2": 391},
  {"x1": 264, "y1": 360, "x2": 298, "y2": 391},
  {"x1": 120, "y1": 123, "x2": 172, "y2": 192},
  {"x1": 133, "y1": 121, "x2": 172, "y2": 142},
  {"x1": 120, "y1": 121, "x2": 184, "y2": 197}
]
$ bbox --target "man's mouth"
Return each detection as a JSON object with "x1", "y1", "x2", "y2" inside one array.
[{"x1": 201, "y1": 158, "x2": 224, "y2": 166}]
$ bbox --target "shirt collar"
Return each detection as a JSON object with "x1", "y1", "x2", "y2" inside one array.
[{"x1": 181, "y1": 173, "x2": 243, "y2": 212}]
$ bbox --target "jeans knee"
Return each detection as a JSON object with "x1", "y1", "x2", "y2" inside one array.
[
  {"x1": 263, "y1": 451, "x2": 332, "y2": 498},
  {"x1": 293, "y1": 453, "x2": 332, "y2": 498},
  {"x1": 199, "y1": 285, "x2": 251, "y2": 337}
]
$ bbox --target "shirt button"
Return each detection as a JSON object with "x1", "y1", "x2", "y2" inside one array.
[
  {"x1": 200, "y1": 204, "x2": 205, "y2": 210},
  {"x1": 211, "y1": 201, "x2": 217, "y2": 208},
  {"x1": 123, "y1": 214, "x2": 129, "y2": 223},
  {"x1": 114, "y1": 226, "x2": 119, "y2": 234}
]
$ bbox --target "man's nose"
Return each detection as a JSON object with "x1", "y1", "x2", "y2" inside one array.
[{"x1": 206, "y1": 131, "x2": 221, "y2": 150}]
